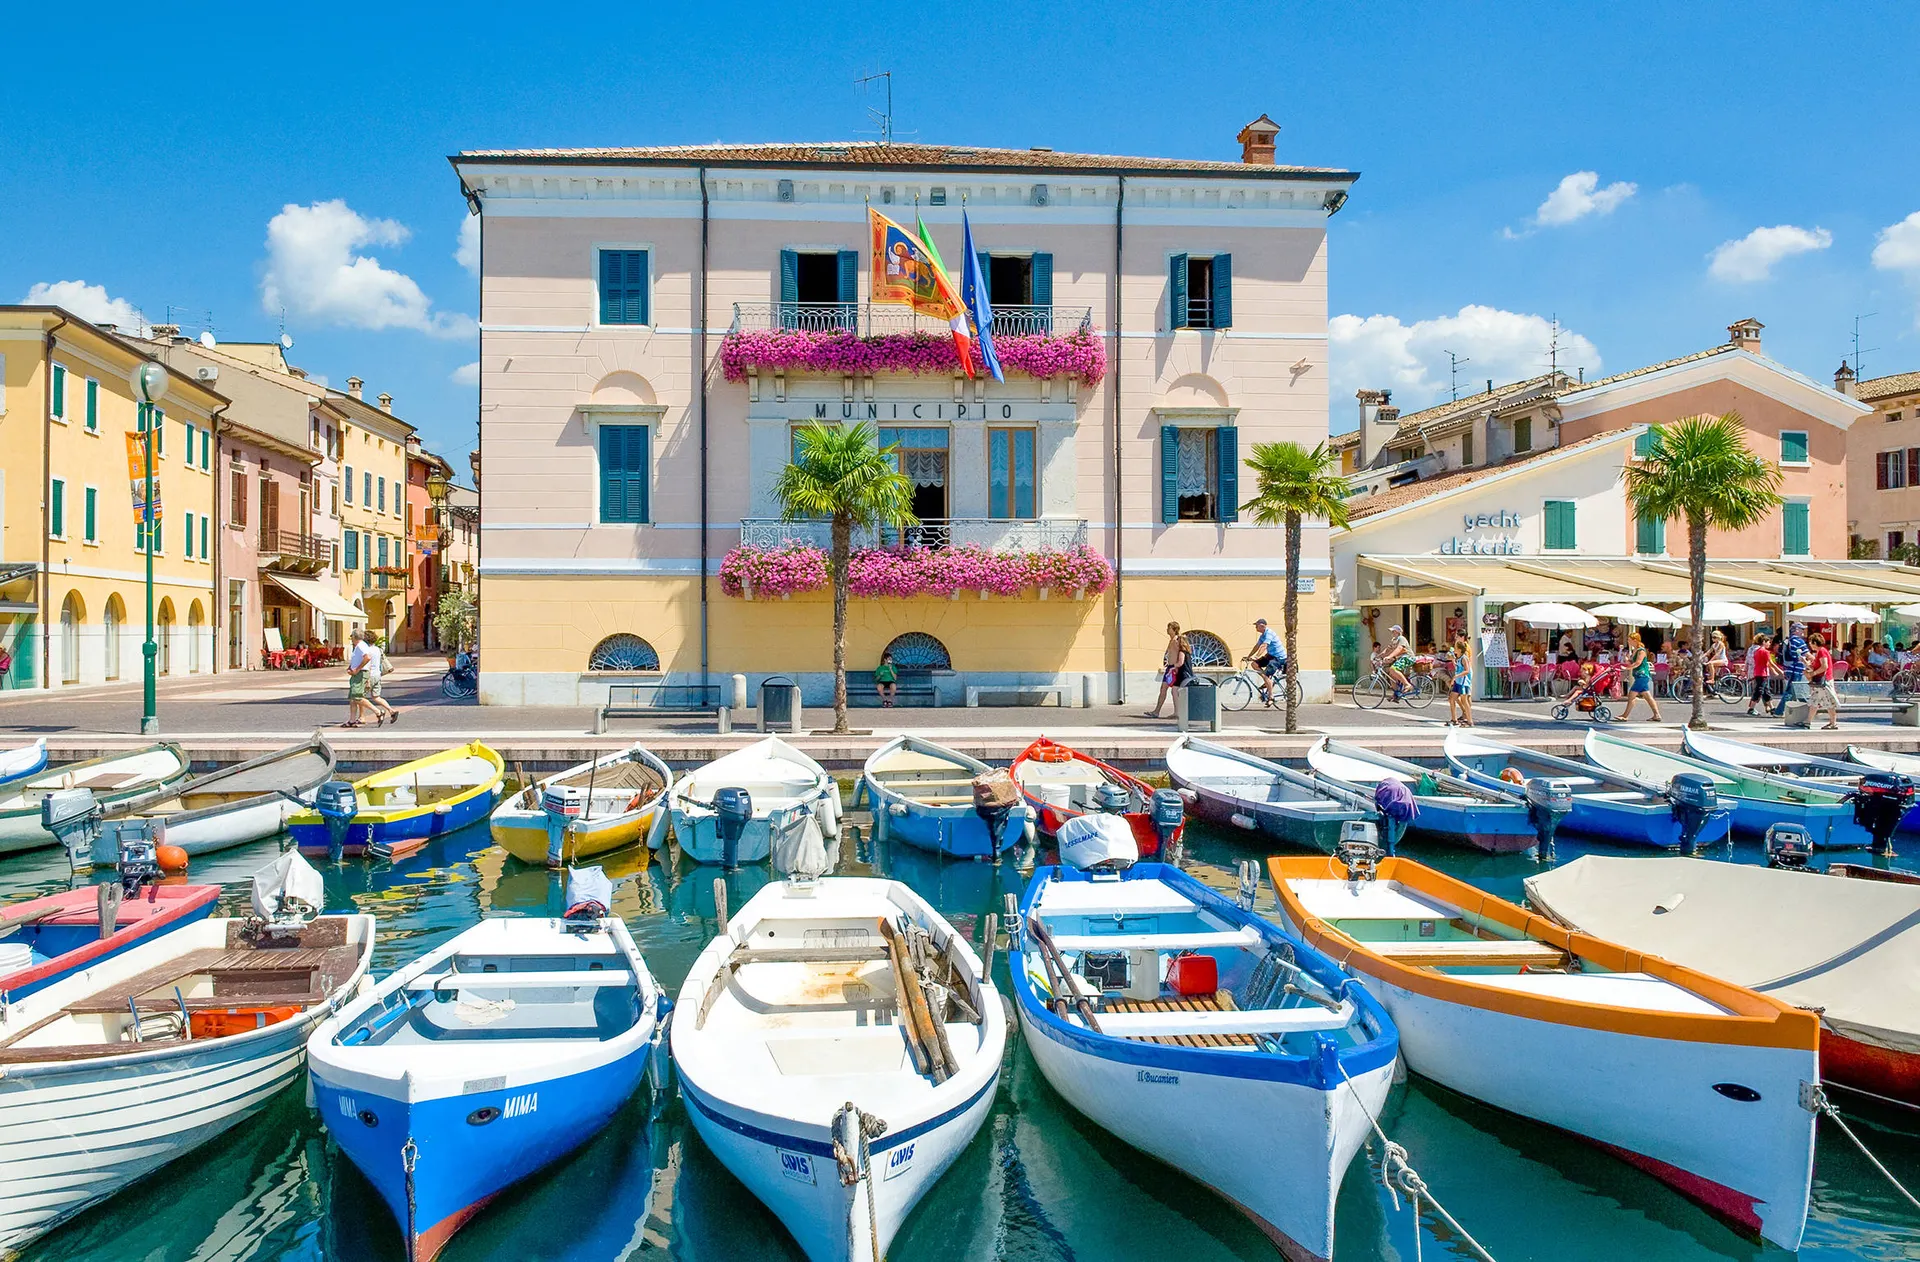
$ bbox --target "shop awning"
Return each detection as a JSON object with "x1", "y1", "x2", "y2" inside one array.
[
  {"x1": 265, "y1": 573, "x2": 366, "y2": 624},
  {"x1": 1356, "y1": 556, "x2": 1920, "y2": 608}
]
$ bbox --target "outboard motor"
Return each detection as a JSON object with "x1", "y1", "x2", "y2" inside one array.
[
  {"x1": 1057, "y1": 813, "x2": 1138, "y2": 874},
  {"x1": 106, "y1": 819, "x2": 163, "y2": 895},
  {"x1": 1093, "y1": 782, "x2": 1130, "y2": 814},
  {"x1": 1848, "y1": 771, "x2": 1915, "y2": 858},
  {"x1": 1150, "y1": 788, "x2": 1185, "y2": 861},
  {"x1": 42, "y1": 788, "x2": 103, "y2": 873},
  {"x1": 1765, "y1": 821, "x2": 1815, "y2": 870},
  {"x1": 713, "y1": 787, "x2": 753, "y2": 872},
  {"x1": 541, "y1": 784, "x2": 590, "y2": 868},
  {"x1": 1335, "y1": 824, "x2": 1383, "y2": 886},
  {"x1": 1524, "y1": 777, "x2": 1574, "y2": 864},
  {"x1": 971, "y1": 769, "x2": 1021, "y2": 861},
  {"x1": 314, "y1": 780, "x2": 359, "y2": 863},
  {"x1": 1667, "y1": 773, "x2": 1720, "y2": 855}
]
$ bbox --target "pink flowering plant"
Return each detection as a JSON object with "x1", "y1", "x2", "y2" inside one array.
[
  {"x1": 720, "y1": 327, "x2": 1106, "y2": 387},
  {"x1": 718, "y1": 544, "x2": 829, "y2": 598},
  {"x1": 723, "y1": 542, "x2": 1114, "y2": 599}
]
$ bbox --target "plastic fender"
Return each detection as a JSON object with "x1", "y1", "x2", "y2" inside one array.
[{"x1": 645, "y1": 804, "x2": 671, "y2": 852}]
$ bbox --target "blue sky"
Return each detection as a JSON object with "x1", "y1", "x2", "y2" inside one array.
[{"x1": 5, "y1": 2, "x2": 1918, "y2": 461}]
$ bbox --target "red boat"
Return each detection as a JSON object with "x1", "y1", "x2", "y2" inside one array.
[
  {"x1": 1009, "y1": 737, "x2": 1182, "y2": 858},
  {"x1": 0, "y1": 881, "x2": 221, "y2": 1001}
]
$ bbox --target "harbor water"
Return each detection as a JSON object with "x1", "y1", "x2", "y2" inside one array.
[{"x1": 4, "y1": 794, "x2": 1918, "y2": 1262}]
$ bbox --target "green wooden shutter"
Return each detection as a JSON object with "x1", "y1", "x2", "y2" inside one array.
[
  {"x1": 1781, "y1": 431, "x2": 1808, "y2": 464},
  {"x1": 1161, "y1": 425, "x2": 1181, "y2": 522},
  {"x1": 1633, "y1": 428, "x2": 1655, "y2": 459},
  {"x1": 1031, "y1": 253, "x2": 1053, "y2": 308},
  {"x1": 780, "y1": 249, "x2": 799, "y2": 304},
  {"x1": 1210, "y1": 253, "x2": 1232, "y2": 329},
  {"x1": 1169, "y1": 255, "x2": 1189, "y2": 329},
  {"x1": 184, "y1": 511, "x2": 194, "y2": 558},
  {"x1": 344, "y1": 530, "x2": 358, "y2": 570},
  {"x1": 624, "y1": 251, "x2": 648, "y2": 324},
  {"x1": 84, "y1": 487, "x2": 96, "y2": 542},
  {"x1": 600, "y1": 425, "x2": 650, "y2": 524},
  {"x1": 837, "y1": 250, "x2": 859, "y2": 302},
  {"x1": 49, "y1": 480, "x2": 63, "y2": 537},
  {"x1": 201, "y1": 515, "x2": 209, "y2": 558},
  {"x1": 1545, "y1": 500, "x2": 1577, "y2": 549},
  {"x1": 51, "y1": 364, "x2": 64, "y2": 417},
  {"x1": 1216, "y1": 427, "x2": 1239, "y2": 522},
  {"x1": 86, "y1": 378, "x2": 98, "y2": 430},
  {"x1": 1783, "y1": 502, "x2": 1810, "y2": 555},
  {"x1": 344, "y1": 465, "x2": 353, "y2": 504},
  {"x1": 599, "y1": 250, "x2": 622, "y2": 324},
  {"x1": 201, "y1": 426, "x2": 211, "y2": 469}
]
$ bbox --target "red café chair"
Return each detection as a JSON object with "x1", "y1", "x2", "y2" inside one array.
[{"x1": 1506, "y1": 662, "x2": 1537, "y2": 699}]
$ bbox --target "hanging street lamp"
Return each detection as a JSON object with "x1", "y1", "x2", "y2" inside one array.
[{"x1": 130, "y1": 360, "x2": 168, "y2": 735}]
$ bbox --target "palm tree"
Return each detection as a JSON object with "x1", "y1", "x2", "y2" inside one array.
[
  {"x1": 1621, "y1": 413, "x2": 1784, "y2": 729},
  {"x1": 1240, "y1": 441, "x2": 1351, "y2": 732},
  {"x1": 773, "y1": 422, "x2": 917, "y2": 733}
]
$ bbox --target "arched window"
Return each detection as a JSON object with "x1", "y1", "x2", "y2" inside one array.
[
  {"x1": 588, "y1": 633, "x2": 661, "y2": 672},
  {"x1": 103, "y1": 596, "x2": 124, "y2": 681},
  {"x1": 188, "y1": 601, "x2": 205, "y2": 674},
  {"x1": 59, "y1": 592, "x2": 83, "y2": 684},
  {"x1": 882, "y1": 632, "x2": 951, "y2": 670},
  {"x1": 1185, "y1": 630, "x2": 1231, "y2": 668},
  {"x1": 157, "y1": 598, "x2": 175, "y2": 676}
]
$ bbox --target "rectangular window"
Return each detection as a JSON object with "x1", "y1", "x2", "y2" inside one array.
[
  {"x1": 1159, "y1": 425, "x2": 1240, "y2": 523},
  {"x1": 777, "y1": 249, "x2": 859, "y2": 330},
  {"x1": 344, "y1": 529, "x2": 359, "y2": 570},
  {"x1": 84, "y1": 486, "x2": 97, "y2": 543},
  {"x1": 330, "y1": 482, "x2": 340, "y2": 516},
  {"x1": 1635, "y1": 512, "x2": 1665, "y2": 555},
  {"x1": 344, "y1": 465, "x2": 354, "y2": 504},
  {"x1": 85, "y1": 378, "x2": 98, "y2": 431},
  {"x1": 1633, "y1": 428, "x2": 1656, "y2": 459},
  {"x1": 599, "y1": 424, "x2": 652, "y2": 523},
  {"x1": 1880, "y1": 451, "x2": 1907, "y2": 490},
  {"x1": 364, "y1": 471, "x2": 372, "y2": 506},
  {"x1": 1908, "y1": 448, "x2": 1919, "y2": 488},
  {"x1": 201, "y1": 514, "x2": 209, "y2": 559},
  {"x1": 154, "y1": 409, "x2": 164, "y2": 456},
  {"x1": 231, "y1": 469, "x2": 247, "y2": 526},
  {"x1": 377, "y1": 477, "x2": 386, "y2": 513},
  {"x1": 1543, "y1": 499, "x2": 1577, "y2": 550},
  {"x1": 598, "y1": 249, "x2": 650, "y2": 325},
  {"x1": 1890, "y1": 531, "x2": 1906, "y2": 556},
  {"x1": 136, "y1": 518, "x2": 145, "y2": 552},
  {"x1": 1168, "y1": 254, "x2": 1233, "y2": 331},
  {"x1": 184, "y1": 510, "x2": 195, "y2": 558},
  {"x1": 1780, "y1": 430, "x2": 1809, "y2": 465},
  {"x1": 51, "y1": 364, "x2": 66, "y2": 419},
  {"x1": 49, "y1": 478, "x2": 65, "y2": 538},
  {"x1": 1460, "y1": 430, "x2": 1474, "y2": 467},
  {"x1": 184, "y1": 424, "x2": 194, "y2": 468},
  {"x1": 1515, "y1": 416, "x2": 1534, "y2": 453},
  {"x1": 199, "y1": 426, "x2": 211, "y2": 470},
  {"x1": 989, "y1": 428, "x2": 1037, "y2": 519},
  {"x1": 1782, "y1": 501, "x2": 1810, "y2": 556}
]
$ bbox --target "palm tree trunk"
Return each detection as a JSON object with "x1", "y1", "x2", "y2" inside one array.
[
  {"x1": 1689, "y1": 514, "x2": 1707, "y2": 730},
  {"x1": 832, "y1": 513, "x2": 851, "y2": 734},
  {"x1": 1284, "y1": 510, "x2": 1301, "y2": 734}
]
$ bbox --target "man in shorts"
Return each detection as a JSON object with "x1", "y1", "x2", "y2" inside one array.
[
  {"x1": 1244, "y1": 618, "x2": 1287, "y2": 707},
  {"x1": 1775, "y1": 621, "x2": 1811, "y2": 725},
  {"x1": 359, "y1": 630, "x2": 400, "y2": 726},
  {"x1": 1378, "y1": 624, "x2": 1415, "y2": 697}
]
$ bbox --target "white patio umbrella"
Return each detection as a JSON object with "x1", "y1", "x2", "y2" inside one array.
[
  {"x1": 1504, "y1": 602, "x2": 1598, "y2": 629},
  {"x1": 1790, "y1": 603, "x2": 1881, "y2": 624},
  {"x1": 1587, "y1": 602, "x2": 1682, "y2": 628},
  {"x1": 1671, "y1": 600, "x2": 1766, "y2": 626},
  {"x1": 1889, "y1": 604, "x2": 1920, "y2": 619}
]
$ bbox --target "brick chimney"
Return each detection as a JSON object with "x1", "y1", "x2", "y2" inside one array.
[
  {"x1": 1236, "y1": 114, "x2": 1281, "y2": 166},
  {"x1": 346, "y1": 376, "x2": 363, "y2": 400},
  {"x1": 1727, "y1": 318, "x2": 1764, "y2": 353},
  {"x1": 1835, "y1": 361, "x2": 1857, "y2": 397},
  {"x1": 1356, "y1": 389, "x2": 1400, "y2": 468},
  {"x1": 287, "y1": 366, "x2": 308, "y2": 380},
  {"x1": 377, "y1": 392, "x2": 393, "y2": 413},
  {"x1": 149, "y1": 323, "x2": 180, "y2": 341}
]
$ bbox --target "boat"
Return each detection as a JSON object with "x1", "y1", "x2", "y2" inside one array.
[
  {"x1": 666, "y1": 736, "x2": 841, "y2": 868},
  {"x1": 1164, "y1": 734, "x2": 1378, "y2": 854},
  {"x1": 1011, "y1": 861, "x2": 1398, "y2": 1262},
  {"x1": 1269, "y1": 850, "x2": 1818, "y2": 1252},
  {"x1": 0, "y1": 738, "x2": 48, "y2": 789},
  {"x1": 1681, "y1": 729, "x2": 1920, "y2": 850},
  {"x1": 1443, "y1": 729, "x2": 1731, "y2": 851},
  {"x1": 1583, "y1": 730, "x2": 1869, "y2": 849},
  {"x1": 289, "y1": 741, "x2": 506, "y2": 861},
  {"x1": 671, "y1": 875, "x2": 1005, "y2": 1262},
  {"x1": 307, "y1": 868, "x2": 666, "y2": 1262},
  {"x1": 859, "y1": 735, "x2": 1033, "y2": 859},
  {"x1": 0, "y1": 743, "x2": 191, "y2": 855},
  {"x1": 490, "y1": 744, "x2": 673, "y2": 866},
  {"x1": 73, "y1": 737, "x2": 337, "y2": 866},
  {"x1": 1010, "y1": 737, "x2": 1183, "y2": 858},
  {"x1": 1306, "y1": 737, "x2": 1563, "y2": 855},
  {"x1": 0, "y1": 881, "x2": 221, "y2": 1001},
  {"x1": 0, "y1": 853, "x2": 375, "y2": 1256},
  {"x1": 1527, "y1": 854, "x2": 1920, "y2": 1111},
  {"x1": 1850, "y1": 744, "x2": 1920, "y2": 778}
]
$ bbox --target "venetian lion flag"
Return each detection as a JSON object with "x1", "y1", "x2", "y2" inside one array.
[
  {"x1": 868, "y1": 208, "x2": 975, "y2": 376},
  {"x1": 124, "y1": 432, "x2": 161, "y2": 526}
]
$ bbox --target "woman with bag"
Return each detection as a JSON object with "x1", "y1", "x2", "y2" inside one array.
[{"x1": 1144, "y1": 622, "x2": 1193, "y2": 719}]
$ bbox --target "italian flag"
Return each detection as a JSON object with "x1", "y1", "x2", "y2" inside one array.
[{"x1": 918, "y1": 213, "x2": 976, "y2": 378}]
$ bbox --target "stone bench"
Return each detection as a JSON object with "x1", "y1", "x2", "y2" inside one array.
[{"x1": 966, "y1": 683, "x2": 1077, "y2": 708}]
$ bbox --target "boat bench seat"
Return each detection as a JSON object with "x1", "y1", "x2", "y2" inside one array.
[
  {"x1": 1368, "y1": 939, "x2": 1568, "y2": 969},
  {"x1": 1050, "y1": 927, "x2": 1261, "y2": 952},
  {"x1": 1094, "y1": 996, "x2": 1357, "y2": 1043},
  {"x1": 60, "y1": 944, "x2": 362, "y2": 1015},
  {"x1": 407, "y1": 970, "x2": 637, "y2": 991}
]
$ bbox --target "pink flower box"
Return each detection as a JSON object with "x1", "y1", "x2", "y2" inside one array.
[
  {"x1": 720, "y1": 328, "x2": 1107, "y2": 387},
  {"x1": 718, "y1": 543, "x2": 1114, "y2": 600}
]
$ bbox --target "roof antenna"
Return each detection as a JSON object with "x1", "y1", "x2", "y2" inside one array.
[
  {"x1": 1444, "y1": 350, "x2": 1470, "y2": 401},
  {"x1": 856, "y1": 71, "x2": 894, "y2": 143},
  {"x1": 1850, "y1": 312, "x2": 1878, "y2": 377}
]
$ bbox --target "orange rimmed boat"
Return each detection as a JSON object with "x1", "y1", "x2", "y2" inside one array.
[
  {"x1": 1267, "y1": 852, "x2": 1819, "y2": 1252},
  {"x1": 1010, "y1": 738, "x2": 1182, "y2": 859}
]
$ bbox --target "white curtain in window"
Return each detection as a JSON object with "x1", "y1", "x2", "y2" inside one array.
[
  {"x1": 1176, "y1": 429, "x2": 1212, "y2": 496},
  {"x1": 902, "y1": 450, "x2": 947, "y2": 487}
]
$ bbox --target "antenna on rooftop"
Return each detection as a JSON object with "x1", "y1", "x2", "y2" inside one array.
[
  {"x1": 1444, "y1": 350, "x2": 1471, "y2": 401},
  {"x1": 856, "y1": 71, "x2": 894, "y2": 143},
  {"x1": 1850, "y1": 312, "x2": 1879, "y2": 377}
]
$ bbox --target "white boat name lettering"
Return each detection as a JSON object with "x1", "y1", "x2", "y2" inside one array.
[
  {"x1": 503, "y1": 1093, "x2": 538, "y2": 1119},
  {"x1": 779, "y1": 1150, "x2": 817, "y2": 1184},
  {"x1": 337, "y1": 1095, "x2": 358, "y2": 1119},
  {"x1": 884, "y1": 1142, "x2": 915, "y2": 1179},
  {"x1": 1137, "y1": 1070, "x2": 1179, "y2": 1085}
]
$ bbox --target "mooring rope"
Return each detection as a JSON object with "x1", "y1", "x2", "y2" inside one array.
[
  {"x1": 1337, "y1": 1062, "x2": 1498, "y2": 1262},
  {"x1": 833, "y1": 1101, "x2": 888, "y2": 1261},
  {"x1": 1811, "y1": 1085, "x2": 1920, "y2": 1212}
]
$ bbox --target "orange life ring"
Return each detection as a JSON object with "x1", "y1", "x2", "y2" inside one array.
[
  {"x1": 1499, "y1": 767, "x2": 1525, "y2": 785},
  {"x1": 1036, "y1": 743, "x2": 1073, "y2": 764}
]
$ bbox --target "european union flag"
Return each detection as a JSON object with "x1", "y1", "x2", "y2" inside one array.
[{"x1": 960, "y1": 212, "x2": 1004, "y2": 384}]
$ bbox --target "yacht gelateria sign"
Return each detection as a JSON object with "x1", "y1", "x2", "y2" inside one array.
[{"x1": 1440, "y1": 509, "x2": 1522, "y2": 556}]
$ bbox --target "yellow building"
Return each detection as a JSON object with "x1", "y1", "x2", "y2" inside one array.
[
  {"x1": 325, "y1": 379, "x2": 415, "y2": 644},
  {"x1": 0, "y1": 307, "x2": 225, "y2": 690}
]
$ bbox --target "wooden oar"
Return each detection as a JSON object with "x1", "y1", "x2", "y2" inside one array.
[
  {"x1": 880, "y1": 917, "x2": 944, "y2": 1080},
  {"x1": 0, "y1": 904, "x2": 58, "y2": 937}
]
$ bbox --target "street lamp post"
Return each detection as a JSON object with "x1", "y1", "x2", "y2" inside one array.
[{"x1": 131, "y1": 362, "x2": 169, "y2": 736}]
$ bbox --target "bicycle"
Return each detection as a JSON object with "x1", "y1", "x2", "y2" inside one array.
[
  {"x1": 440, "y1": 650, "x2": 478, "y2": 700},
  {"x1": 1218, "y1": 664, "x2": 1304, "y2": 712},
  {"x1": 1352, "y1": 659, "x2": 1438, "y2": 710},
  {"x1": 1893, "y1": 668, "x2": 1919, "y2": 703},
  {"x1": 1668, "y1": 670, "x2": 1744, "y2": 705}
]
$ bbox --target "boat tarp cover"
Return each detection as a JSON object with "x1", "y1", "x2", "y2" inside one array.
[{"x1": 1525, "y1": 856, "x2": 1920, "y2": 1053}]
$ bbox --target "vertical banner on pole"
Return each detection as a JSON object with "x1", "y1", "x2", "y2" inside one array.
[{"x1": 124, "y1": 432, "x2": 162, "y2": 525}]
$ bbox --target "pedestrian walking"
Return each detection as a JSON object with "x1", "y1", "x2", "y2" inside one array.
[
  {"x1": 1809, "y1": 632, "x2": 1842, "y2": 731},
  {"x1": 1619, "y1": 631, "x2": 1662, "y2": 722},
  {"x1": 360, "y1": 631, "x2": 400, "y2": 726},
  {"x1": 1445, "y1": 638, "x2": 1474, "y2": 727},
  {"x1": 1776, "y1": 621, "x2": 1811, "y2": 725},
  {"x1": 1145, "y1": 622, "x2": 1193, "y2": 718},
  {"x1": 1744, "y1": 634, "x2": 1774, "y2": 715},
  {"x1": 344, "y1": 634, "x2": 371, "y2": 727}
]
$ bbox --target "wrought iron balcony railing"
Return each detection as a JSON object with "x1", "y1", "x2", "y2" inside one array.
[
  {"x1": 257, "y1": 530, "x2": 327, "y2": 562},
  {"x1": 738, "y1": 517, "x2": 1089, "y2": 553},
  {"x1": 729, "y1": 303, "x2": 1092, "y2": 339}
]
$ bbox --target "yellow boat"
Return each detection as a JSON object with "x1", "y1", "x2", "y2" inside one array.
[
  {"x1": 289, "y1": 741, "x2": 505, "y2": 860},
  {"x1": 489, "y1": 744, "x2": 673, "y2": 866}
]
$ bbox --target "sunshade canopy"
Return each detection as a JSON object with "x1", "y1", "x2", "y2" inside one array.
[
  {"x1": 1504, "y1": 602, "x2": 1597, "y2": 629},
  {"x1": 1586, "y1": 602, "x2": 1682, "y2": 628},
  {"x1": 1789, "y1": 603, "x2": 1881, "y2": 623},
  {"x1": 1672, "y1": 600, "x2": 1766, "y2": 626},
  {"x1": 265, "y1": 574, "x2": 366, "y2": 624}
]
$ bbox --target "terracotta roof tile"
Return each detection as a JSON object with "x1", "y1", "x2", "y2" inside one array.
[
  {"x1": 1565, "y1": 342, "x2": 1737, "y2": 392},
  {"x1": 1859, "y1": 371, "x2": 1920, "y2": 403},
  {"x1": 1345, "y1": 429, "x2": 1632, "y2": 521}
]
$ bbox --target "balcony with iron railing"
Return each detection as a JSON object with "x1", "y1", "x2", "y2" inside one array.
[
  {"x1": 730, "y1": 303, "x2": 1092, "y2": 338},
  {"x1": 738, "y1": 517, "x2": 1089, "y2": 553},
  {"x1": 257, "y1": 529, "x2": 329, "y2": 574}
]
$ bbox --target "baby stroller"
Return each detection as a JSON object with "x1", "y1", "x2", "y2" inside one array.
[{"x1": 1552, "y1": 661, "x2": 1626, "y2": 723}]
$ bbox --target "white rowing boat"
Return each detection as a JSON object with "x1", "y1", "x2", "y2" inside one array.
[
  {"x1": 667, "y1": 737, "x2": 841, "y2": 868},
  {"x1": 490, "y1": 744, "x2": 673, "y2": 866},
  {"x1": 0, "y1": 743, "x2": 191, "y2": 854},
  {"x1": 78, "y1": 736, "x2": 337, "y2": 864}
]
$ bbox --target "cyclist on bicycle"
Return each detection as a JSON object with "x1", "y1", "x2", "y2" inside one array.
[
  {"x1": 1244, "y1": 618, "x2": 1287, "y2": 707},
  {"x1": 1377, "y1": 625, "x2": 1415, "y2": 697}
]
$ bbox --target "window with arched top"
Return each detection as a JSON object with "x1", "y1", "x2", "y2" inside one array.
[
  {"x1": 882, "y1": 632, "x2": 951, "y2": 670},
  {"x1": 188, "y1": 601, "x2": 205, "y2": 674},
  {"x1": 103, "y1": 595, "x2": 124, "y2": 681},
  {"x1": 1185, "y1": 630, "x2": 1231, "y2": 668},
  {"x1": 59, "y1": 591, "x2": 83, "y2": 684},
  {"x1": 588, "y1": 633, "x2": 661, "y2": 672},
  {"x1": 157, "y1": 598, "x2": 175, "y2": 676}
]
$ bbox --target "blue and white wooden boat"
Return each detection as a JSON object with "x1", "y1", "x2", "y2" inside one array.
[
  {"x1": 1307, "y1": 737, "x2": 1551, "y2": 854},
  {"x1": 666, "y1": 737, "x2": 841, "y2": 867},
  {"x1": 307, "y1": 871, "x2": 664, "y2": 1262},
  {"x1": 289, "y1": 742, "x2": 506, "y2": 860},
  {"x1": 1166, "y1": 735, "x2": 1379, "y2": 854},
  {"x1": 1681, "y1": 729, "x2": 1920, "y2": 833},
  {"x1": 1444, "y1": 729, "x2": 1732, "y2": 851},
  {"x1": 671, "y1": 875, "x2": 1005, "y2": 1262},
  {"x1": 1012, "y1": 862, "x2": 1399, "y2": 1261},
  {"x1": 0, "y1": 739, "x2": 48, "y2": 789},
  {"x1": 859, "y1": 735, "x2": 1033, "y2": 859},
  {"x1": 1584, "y1": 730, "x2": 1869, "y2": 850}
]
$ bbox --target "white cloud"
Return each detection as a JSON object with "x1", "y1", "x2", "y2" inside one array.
[
  {"x1": 1707, "y1": 224, "x2": 1832, "y2": 283},
  {"x1": 23, "y1": 280, "x2": 149, "y2": 334},
  {"x1": 1330, "y1": 305, "x2": 1602, "y2": 413},
  {"x1": 450, "y1": 361, "x2": 479, "y2": 386},
  {"x1": 1532, "y1": 171, "x2": 1637, "y2": 228},
  {"x1": 1873, "y1": 212, "x2": 1920, "y2": 328},
  {"x1": 455, "y1": 216, "x2": 480, "y2": 275},
  {"x1": 260, "y1": 199, "x2": 476, "y2": 339}
]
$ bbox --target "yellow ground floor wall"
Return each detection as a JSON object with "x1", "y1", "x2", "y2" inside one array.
[{"x1": 6, "y1": 573, "x2": 217, "y2": 689}]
